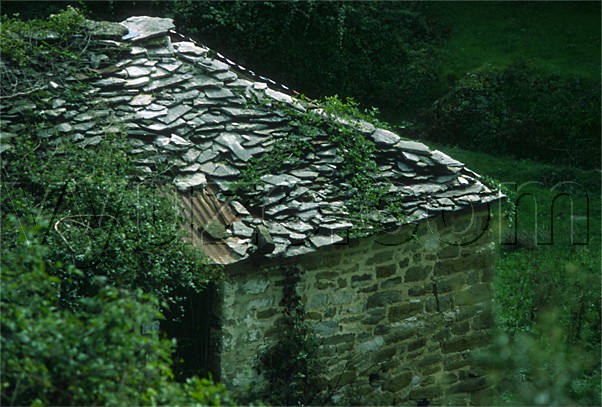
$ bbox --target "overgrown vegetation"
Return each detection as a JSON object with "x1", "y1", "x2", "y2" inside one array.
[
  {"x1": 1, "y1": 3, "x2": 600, "y2": 405},
  {"x1": 1, "y1": 11, "x2": 229, "y2": 398},
  {"x1": 232, "y1": 95, "x2": 403, "y2": 237},
  {"x1": 438, "y1": 143, "x2": 601, "y2": 405},
  {"x1": 0, "y1": 6, "x2": 92, "y2": 98},
  {"x1": 1, "y1": 219, "x2": 231, "y2": 406},
  {"x1": 254, "y1": 267, "x2": 325, "y2": 405},
  {"x1": 423, "y1": 62, "x2": 600, "y2": 168}
]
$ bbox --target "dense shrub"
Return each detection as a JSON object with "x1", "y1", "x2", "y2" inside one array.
[
  {"x1": 161, "y1": 1, "x2": 445, "y2": 119},
  {"x1": 0, "y1": 217, "x2": 232, "y2": 406},
  {"x1": 2, "y1": 130, "x2": 218, "y2": 316},
  {"x1": 424, "y1": 63, "x2": 601, "y2": 168},
  {"x1": 491, "y1": 247, "x2": 601, "y2": 405}
]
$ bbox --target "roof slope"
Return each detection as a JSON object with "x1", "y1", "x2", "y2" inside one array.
[{"x1": 1, "y1": 16, "x2": 501, "y2": 264}]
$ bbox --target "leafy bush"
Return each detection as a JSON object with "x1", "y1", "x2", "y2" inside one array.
[
  {"x1": 0, "y1": 217, "x2": 233, "y2": 406},
  {"x1": 164, "y1": 1, "x2": 445, "y2": 118},
  {"x1": 482, "y1": 313, "x2": 600, "y2": 406},
  {"x1": 254, "y1": 267, "x2": 325, "y2": 405},
  {"x1": 425, "y1": 62, "x2": 601, "y2": 168},
  {"x1": 491, "y1": 247, "x2": 601, "y2": 405},
  {"x1": 2, "y1": 129, "x2": 220, "y2": 316},
  {"x1": 0, "y1": 7, "x2": 91, "y2": 98}
]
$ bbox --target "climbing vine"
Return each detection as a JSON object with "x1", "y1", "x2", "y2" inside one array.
[
  {"x1": 232, "y1": 95, "x2": 405, "y2": 238},
  {"x1": 255, "y1": 267, "x2": 325, "y2": 405}
]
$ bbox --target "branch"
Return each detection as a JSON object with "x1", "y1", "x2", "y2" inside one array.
[{"x1": 0, "y1": 84, "x2": 48, "y2": 101}]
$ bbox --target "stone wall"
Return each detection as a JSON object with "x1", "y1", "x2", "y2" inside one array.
[{"x1": 214, "y1": 206, "x2": 496, "y2": 405}]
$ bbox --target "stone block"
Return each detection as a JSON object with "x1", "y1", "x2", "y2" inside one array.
[
  {"x1": 316, "y1": 271, "x2": 339, "y2": 281},
  {"x1": 367, "y1": 290, "x2": 402, "y2": 308},
  {"x1": 442, "y1": 331, "x2": 489, "y2": 354},
  {"x1": 372, "y1": 346, "x2": 397, "y2": 363},
  {"x1": 323, "y1": 333, "x2": 355, "y2": 345},
  {"x1": 256, "y1": 308, "x2": 277, "y2": 319},
  {"x1": 315, "y1": 280, "x2": 336, "y2": 290},
  {"x1": 417, "y1": 355, "x2": 440, "y2": 368},
  {"x1": 241, "y1": 278, "x2": 270, "y2": 294},
  {"x1": 448, "y1": 377, "x2": 487, "y2": 394},
  {"x1": 336, "y1": 341, "x2": 354, "y2": 353},
  {"x1": 376, "y1": 264, "x2": 397, "y2": 278},
  {"x1": 409, "y1": 384, "x2": 439, "y2": 400},
  {"x1": 315, "y1": 321, "x2": 339, "y2": 336},
  {"x1": 472, "y1": 309, "x2": 494, "y2": 330},
  {"x1": 481, "y1": 264, "x2": 494, "y2": 283},
  {"x1": 373, "y1": 324, "x2": 390, "y2": 336},
  {"x1": 398, "y1": 258, "x2": 410, "y2": 268},
  {"x1": 408, "y1": 284, "x2": 429, "y2": 296},
  {"x1": 358, "y1": 336, "x2": 384, "y2": 354},
  {"x1": 388, "y1": 301, "x2": 422, "y2": 322},
  {"x1": 359, "y1": 284, "x2": 378, "y2": 293},
  {"x1": 438, "y1": 244, "x2": 460, "y2": 259},
  {"x1": 443, "y1": 352, "x2": 470, "y2": 371},
  {"x1": 247, "y1": 296, "x2": 273, "y2": 310},
  {"x1": 386, "y1": 317, "x2": 424, "y2": 342},
  {"x1": 362, "y1": 308, "x2": 386, "y2": 325},
  {"x1": 451, "y1": 321, "x2": 470, "y2": 335},
  {"x1": 351, "y1": 273, "x2": 373, "y2": 287},
  {"x1": 331, "y1": 290, "x2": 354, "y2": 305},
  {"x1": 306, "y1": 312, "x2": 322, "y2": 320},
  {"x1": 425, "y1": 297, "x2": 437, "y2": 313},
  {"x1": 365, "y1": 250, "x2": 395, "y2": 266},
  {"x1": 435, "y1": 274, "x2": 465, "y2": 293},
  {"x1": 404, "y1": 265, "x2": 430, "y2": 282},
  {"x1": 381, "y1": 276, "x2": 402, "y2": 289},
  {"x1": 438, "y1": 294, "x2": 453, "y2": 311},
  {"x1": 308, "y1": 293, "x2": 329, "y2": 309},
  {"x1": 382, "y1": 371, "x2": 412, "y2": 392}
]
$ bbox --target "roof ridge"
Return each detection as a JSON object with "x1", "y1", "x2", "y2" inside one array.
[{"x1": 166, "y1": 29, "x2": 301, "y2": 99}]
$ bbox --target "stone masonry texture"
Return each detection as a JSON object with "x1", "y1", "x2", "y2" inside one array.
[{"x1": 216, "y1": 209, "x2": 496, "y2": 405}]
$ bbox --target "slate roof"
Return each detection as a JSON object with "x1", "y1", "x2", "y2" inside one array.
[{"x1": 0, "y1": 16, "x2": 501, "y2": 265}]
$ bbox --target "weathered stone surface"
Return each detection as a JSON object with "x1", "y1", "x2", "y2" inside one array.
[
  {"x1": 129, "y1": 93, "x2": 154, "y2": 106},
  {"x1": 157, "y1": 105, "x2": 192, "y2": 124},
  {"x1": 205, "y1": 87, "x2": 235, "y2": 99},
  {"x1": 371, "y1": 128, "x2": 400, "y2": 146},
  {"x1": 404, "y1": 265, "x2": 430, "y2": 282},
  {"x1": 85, "y1": 20, "x2": 129, "y2": 39},
  {"x1": 367, "y1": 290, "x2": 402, "y2": 308},
  {"x1": 382, "y1": 371, "x2": 412, "y2": 392},
  {"x1": 175, "y1": 41, "x2": 208, "y2": 55},
  {"x1": 174, "y1": 172, "x2": 206, "y2": 192},
  {"x1": 388, "y1": 301, "x2": 422, "y2": 322},
  {"x1": 315, "y1": 321, "x2": 339, "y2": 336},
  {"x1": 121, "y1": 16, "x2": 175, "y2": 42},
  {"x1": 358, "y1": 335, "x2": 384, "y2": 353}
]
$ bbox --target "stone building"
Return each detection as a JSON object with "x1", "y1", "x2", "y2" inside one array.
[{"x1": 2, "y1": 15, "x2": 502, "y2": 405}]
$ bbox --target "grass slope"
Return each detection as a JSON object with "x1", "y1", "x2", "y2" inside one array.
[{"x1": 424, "y1": 2, "x2": 601, "y2": 83}]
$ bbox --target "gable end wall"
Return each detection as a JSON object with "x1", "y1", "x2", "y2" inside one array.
[{"x1": 215, "y1": 207, "x2": 496, "y2": 405}]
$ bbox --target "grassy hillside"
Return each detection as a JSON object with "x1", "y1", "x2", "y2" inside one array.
[{"x1": 424, "y1": 2, "x2": 601, "y2": 83}]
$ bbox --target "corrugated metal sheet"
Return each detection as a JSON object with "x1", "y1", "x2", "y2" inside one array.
[{"x1": 178, "y1": 186, "x2": 241, "y2": 265}]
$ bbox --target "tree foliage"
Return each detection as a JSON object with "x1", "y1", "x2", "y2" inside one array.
[
  {"x1": 425, "y1": 62, "x2": 601, "y2": 168},
  {"x1": 0, "y1": 217, "x2": 232, "y2": 406},
  {"x1": 163, "y1": 1, "x2": 446, "y2": 119},
  {"x1": 2, "y1": 130, "x2": 218, "y2": 316},
  {"x1": 1, "y1": 11, "x2": 228, "y2": 398}
]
